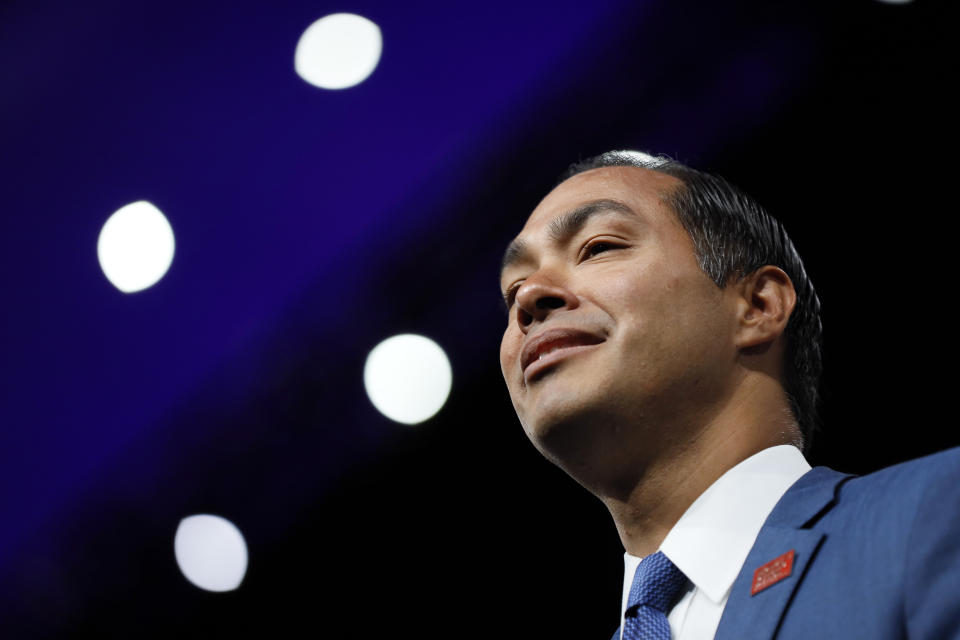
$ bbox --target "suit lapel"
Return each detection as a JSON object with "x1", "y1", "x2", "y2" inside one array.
[
  {"x1": 713, "y1": 466, "x2": 853, "y2": 640},
  {"x1": 713, "y1": 526, "x2": 824, "y2": 639}
]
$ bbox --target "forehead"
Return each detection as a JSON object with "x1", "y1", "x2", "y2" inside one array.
[{"x1": 521, "y1": 166, "x2": 684, "y2": 234}]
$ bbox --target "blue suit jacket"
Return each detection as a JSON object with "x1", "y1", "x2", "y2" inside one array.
[{"x1": 612, "y1": 447, "x2": 960, "y2": 639}]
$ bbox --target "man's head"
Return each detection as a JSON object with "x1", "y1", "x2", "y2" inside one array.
[{"x1": 498, "y1": 151, "x2": 820, "y2": 478}]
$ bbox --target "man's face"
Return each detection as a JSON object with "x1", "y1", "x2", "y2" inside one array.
[{"x1": 499, "y1": 166, "x2": 740, "y2": 464}]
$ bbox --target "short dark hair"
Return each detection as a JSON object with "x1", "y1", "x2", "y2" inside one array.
[{"x1": 562, "y1": 151, "x2": 823, "y2": 451}]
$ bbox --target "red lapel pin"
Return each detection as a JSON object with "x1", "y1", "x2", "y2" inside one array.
[{"x1": 750, "y1": 549, "x2": 795, "y2": 596}]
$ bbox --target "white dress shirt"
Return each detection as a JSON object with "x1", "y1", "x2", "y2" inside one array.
[{"x1": 619, "y1": 445, "x2": 811, "y2": 640}]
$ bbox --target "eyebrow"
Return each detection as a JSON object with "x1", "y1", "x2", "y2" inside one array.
[{"x1": 499, "y1": 198, "x2": 637, "y2": 282}]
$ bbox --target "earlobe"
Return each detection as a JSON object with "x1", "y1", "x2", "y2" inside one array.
[{"x1": 735, "y1": 266, "x2": 796, "y2": 350}]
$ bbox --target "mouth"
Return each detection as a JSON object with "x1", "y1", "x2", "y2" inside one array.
[{"x1": 520, "y1": 329, "x2": 605, "y2": 384}]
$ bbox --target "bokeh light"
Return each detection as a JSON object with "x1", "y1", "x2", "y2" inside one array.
[
  {"x1": 364, "y1": 334, "x2": 453, "y2": 424},
  {"x1": 294, "y1": 13, "x2": 383, "y2": 89},
  {"x1": 97, "y1": 200, "x2": 175, "y2": 293},
  {"x1": 174, "y1": 514, "x2": 248, "y2": 592}
]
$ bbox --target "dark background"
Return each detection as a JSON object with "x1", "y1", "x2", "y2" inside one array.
[{"x1": 0, "y1": 0, "x2": 954, "y2": 637}]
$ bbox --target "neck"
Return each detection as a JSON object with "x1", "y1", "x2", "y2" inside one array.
[{"x1": 595, "y1": 373, "x2": 799, "y2": 557}]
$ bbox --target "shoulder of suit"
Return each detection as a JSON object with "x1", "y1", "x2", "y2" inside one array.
[
  {"x1": 831, "y1": 445, "x2": 960, "y2": 510},
  {"x1": 851, "y1": 445, "x2": 960, "y2": 482}
]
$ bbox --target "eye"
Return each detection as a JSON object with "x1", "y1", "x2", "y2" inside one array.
[
  {"x1": 502, "y1": 282, "x2": 522, "y2": 310},
  {"x1": 579, "y1": 239, "x2": 622, "y2": 261}
]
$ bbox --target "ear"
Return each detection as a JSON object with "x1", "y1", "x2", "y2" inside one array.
[{"x1": 734, "y1": 266, "x2": 796, "y2": 351}]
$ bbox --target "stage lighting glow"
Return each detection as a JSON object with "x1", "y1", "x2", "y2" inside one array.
[
  {"x1": 97, "y1": 200, "x2": 175, "y2": 293},
  {"x1": 174, "y1": 514, "x2": 248, "y2": 592},
  {"x1": 874, "y1": 0, "x2": 912, "y2": 3},
  {"x1": 364, "y1": 334, "x2": 453, "y2": 424},
  {"x1": 294, "y1": 13, "x2": 382, "y2": 89}
]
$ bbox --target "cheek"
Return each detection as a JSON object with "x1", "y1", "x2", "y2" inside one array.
[
  {"x1": 597, "y1": 262, "x2": 671, "y2": 314},
  {"x1": 608, "y1": 267, "x2": 717, "y2": 346},
  {"x1": 499, "y1": 329, "x2": 518, "y2": 378}
]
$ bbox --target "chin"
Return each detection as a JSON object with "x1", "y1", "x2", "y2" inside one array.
[{"x1": 521, "y1": 397, "x2": 606, "y2": 462}]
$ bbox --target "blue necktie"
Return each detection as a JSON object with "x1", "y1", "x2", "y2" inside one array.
[{"x1": 622, "y1": 551, "x2": 689, "y2": 640}]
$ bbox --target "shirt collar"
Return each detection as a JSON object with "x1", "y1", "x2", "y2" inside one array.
[{"x1": 622, "y1": 445, "x2": 811, "y2": 611}]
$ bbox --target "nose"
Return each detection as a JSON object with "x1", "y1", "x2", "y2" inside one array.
[{"x1": 514, "y1": 273, "x2": 578, "y2": 332}]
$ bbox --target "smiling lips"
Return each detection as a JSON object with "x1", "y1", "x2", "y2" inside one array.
[{"x1": 520, "y1": 328, "x2": 605, "y2": 383}]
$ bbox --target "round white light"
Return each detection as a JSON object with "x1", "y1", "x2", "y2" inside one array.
[
  {"x1": 294, "y1": 13, "x2": 382, "y2": 89},
  {"x1": 97, "y1": 200, "x2": 175, "y2": 293},
  {"x1": 364, "y1": 334, "x2": 453, "y2": 424},
  {"x1": 174, "y1": 514, "x2": 248, "y2": 592}
]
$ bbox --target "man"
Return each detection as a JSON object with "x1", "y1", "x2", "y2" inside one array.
[{"x1": 498, "y1": 150, "x2": 960, "y2": 639}]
